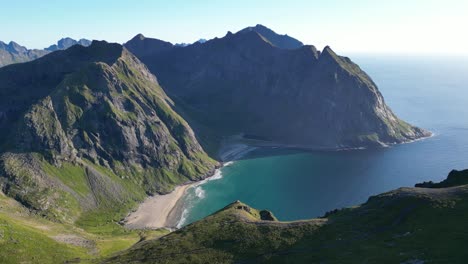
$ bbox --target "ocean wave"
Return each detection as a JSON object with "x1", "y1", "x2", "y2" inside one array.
[
  {"x1": 176, "y1": 208, "x2": 189, "y2": 228},
  {"x1": 194, "y1": 186, "x2": 205, "y2": 198}
]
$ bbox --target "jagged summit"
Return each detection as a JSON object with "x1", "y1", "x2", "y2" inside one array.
[
  {"x1": 131, "y1": 33, "x2": 146, "y2": 41},
  {"x1": 45, "y1": 37, "x2": 91, "y2": 51},
  {"x1": 238, "y1": 24, "x2": 304, "y2": 49},
  {"x1": 0, "y1": 41, "x2": 28, "y2": 54}
]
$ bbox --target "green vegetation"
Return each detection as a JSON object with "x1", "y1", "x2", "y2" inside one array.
[
  {"x1": 41, "y1": 161, "x2": 90, "y2": 197},
  {"x1": 0, "y1": 190, "x2": 169, "y2": 263},
  {"x1": 0, "y1": 215, "x2": 88, "y2": 264}
]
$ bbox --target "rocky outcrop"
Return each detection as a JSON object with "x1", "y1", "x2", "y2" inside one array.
[{"x1": 125, "y1": 26, "x2": 430, "y2": 150}]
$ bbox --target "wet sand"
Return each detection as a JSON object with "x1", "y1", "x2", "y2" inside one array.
[{"x1": 124, "y1": 184, "x2": 193, "y2": 229}]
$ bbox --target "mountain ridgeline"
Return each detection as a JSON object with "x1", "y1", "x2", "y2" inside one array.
[
  {"x1": 0, "y1": 41, "x2": 216, "y2": 223},
  {"x1": 125, "y1": 25, "x2": 429, "y2": 150},
  {"x1": 0, "y1": 37, "x2": 91, "y2": 67}
]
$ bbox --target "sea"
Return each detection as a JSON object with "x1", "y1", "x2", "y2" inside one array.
[{"x1": 177, "y1": 54, "x2": 468, "y2": 227}]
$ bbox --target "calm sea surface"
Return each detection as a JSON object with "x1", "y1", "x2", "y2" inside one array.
[{"x1": 178, "y1": 55, "x2": 468, "y2": 226}]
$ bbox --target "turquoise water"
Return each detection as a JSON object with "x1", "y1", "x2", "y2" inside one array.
[{"x1": 179, "y1": 55, "x2": 468, "y2": 226}]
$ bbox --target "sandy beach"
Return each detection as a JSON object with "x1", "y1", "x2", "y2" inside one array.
[
  {"x1": 124, "y1": 143, "x2": 256, "y2": 230},
  {"x1": 124, "y1": 184, "x2": 193, "y2": 229}
]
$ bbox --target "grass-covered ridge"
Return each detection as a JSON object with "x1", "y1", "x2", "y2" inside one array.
[{"x1": 105, "y1": 170, "x2": 468, "y2": 264}]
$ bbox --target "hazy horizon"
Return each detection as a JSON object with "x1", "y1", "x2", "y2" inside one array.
[{"x1": 2, "y1": 0, "x2": 467, "y2": 55}]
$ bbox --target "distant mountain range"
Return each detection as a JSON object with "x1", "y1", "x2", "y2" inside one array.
[
  {"x1": 45, "y1": 37, "x2": 91, "y2": 52},
  {"x1": 175, "y1": 38, "x2": 208, "y2": 47},
  {"x1": 0, "y1": 37, "x2": 91, "y2": 67}
]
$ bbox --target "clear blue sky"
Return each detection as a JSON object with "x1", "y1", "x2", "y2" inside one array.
[{"x1": 2, "y1": 0, "x2": 467, "y2": 55}]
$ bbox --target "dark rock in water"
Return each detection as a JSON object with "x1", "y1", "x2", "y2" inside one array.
[
  {"x1": 125, "y1": 25, "x2": 430, "y2": 150},
  {"x1": 416, "y1": 169, "x2": 468, "y2": 188}
]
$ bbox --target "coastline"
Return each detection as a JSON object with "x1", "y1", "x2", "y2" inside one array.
[
  {"x1": 123, "y1": 142, "x2": 257, "y2": 230},
  {"x1": 123, "y1": 132, "x2": 433, "y2": 230},
  {"x1": 229, "y1": 132, "x2": 434, "y2": 152},
  {"x1": 124, "y1": 184, "x2": 194, "y2": 229}
]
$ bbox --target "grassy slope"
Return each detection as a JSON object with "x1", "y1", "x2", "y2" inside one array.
[
  {"x1": 105, "y1": 182, "x2": 468, "y2": 263},
  {"x1": 0, "y1": 191, "x2": 169, "y2": 263}
]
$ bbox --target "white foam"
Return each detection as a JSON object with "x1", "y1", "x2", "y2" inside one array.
[
  {"x1": 176, "y1": 208, "x2": 189, "y2": 228},
  {"x1": 194, "y1": 186, "x2": 205, "y2": 199},
  {"x1": 176, "y1": 143, "x2": 257, "y2": 228},
  {"x1": 224, "y1": 161, "x2": 234, "y2": 166}
]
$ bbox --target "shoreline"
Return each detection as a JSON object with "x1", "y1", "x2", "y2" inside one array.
[
  {"x1": 123, "y1": 143, "x2": 256, "y2": 230},
  {"x1": 228, "y1": 132, "x2": 434, "y2": 152},
  {"x1": 123, "y1": 184, "x2": 194, "y2": 230},
  {"x1": 122, "y1": 133, "x2": 434, "y2": 230}
]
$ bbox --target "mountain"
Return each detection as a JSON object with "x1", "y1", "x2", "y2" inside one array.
[
  {"x1": 0, "y1": 41, "x2": 217, "y2": 225},
  {"x1": 175, "y1": 38, "x2": 208, "y2": 47},
  {"x1": 0, "y1": 38, "x2": 91, "y2": 67},
  {"x1": 124, "y1": 26, "x2": 429, "y2": 152},
  {"x1": 238, "y1": 24, "x2": 304, "y2": 49},
  {"x1": 105, "y1": 169, "x2": 468, "y2": 264},
  {"x1": 0, "y1": 41, "x2": 48, "y2": 67},
  {"x1": 45, "y1": 37, "x2": 92, "y2": 51},
  {"x1": 125, "y1": 34, "x2": 173, "y2": 57}
]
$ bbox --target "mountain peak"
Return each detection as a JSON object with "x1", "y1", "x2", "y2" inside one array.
[
  {"x1": 4, "y1": 41, "x2": 28, "y2": 54},
  {"x1": 45, "y1": 37, "x2": 91, "y2": 52},
  {"x1": 132, "y1": 33, "x2": 146, "y2": 41},
  {"x1": 124, "y1": 35, "x2": 173, "y2": 58},
  {"x1": 238, "y1": 25, "x2": 304, "y2": 49}
]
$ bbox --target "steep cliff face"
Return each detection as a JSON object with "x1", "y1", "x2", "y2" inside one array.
[
  {"x1": 125, "y1": 26, "x2": 429, "y2": 150},
  {"x1": 0, "y1": 41, "x2": 217, "y2": 223}
]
